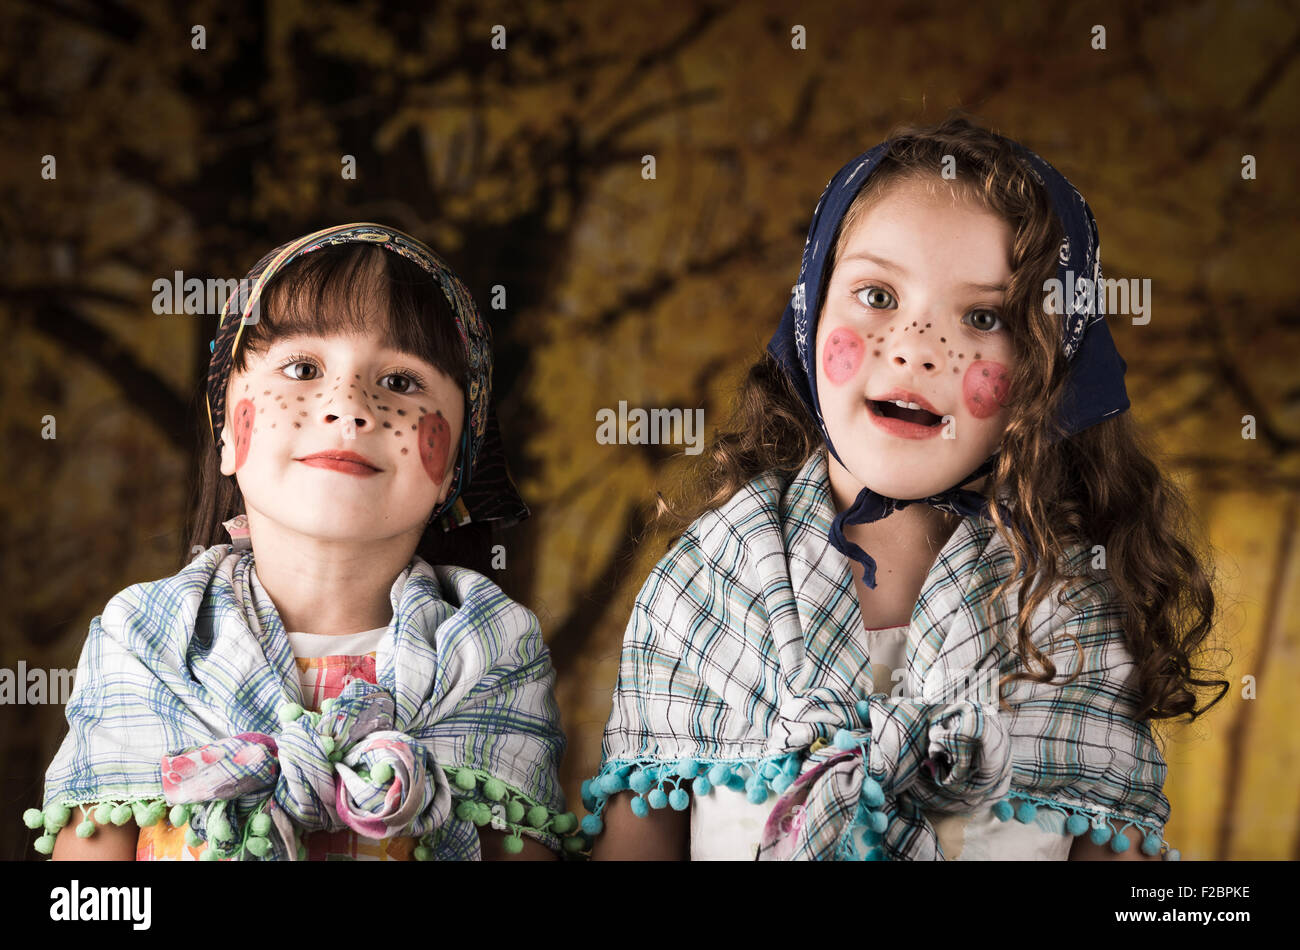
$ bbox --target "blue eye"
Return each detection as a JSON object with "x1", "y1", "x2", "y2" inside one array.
[{"x1": 855, "y1": 286, "x2": 896, "y2": 310}]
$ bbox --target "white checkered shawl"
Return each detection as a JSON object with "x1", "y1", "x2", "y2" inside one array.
[
  {"x1": 40, "y1": 545, "x2": 567, "y2": 860},
  {"x1": 588, "y1": 449, "x2": 1173, "y2": 860}
]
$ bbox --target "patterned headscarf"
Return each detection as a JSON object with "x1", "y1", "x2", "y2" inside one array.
[
  {"x1": 767, "y1": 137, "x2": 1129, "y2": 588},
  {"x1": 205, "y1": 223, "x2": 528, "y2": 532}
]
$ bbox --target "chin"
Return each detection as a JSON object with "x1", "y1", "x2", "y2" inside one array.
[{"x1": 844, "y1": 461, "x2": 967, "y2": 501}]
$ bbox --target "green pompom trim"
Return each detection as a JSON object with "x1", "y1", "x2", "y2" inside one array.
[
  {"x1": 24, "y1": 794, "x2": 282, "y2": 861},
  {"x1": 30, "y1": 762, "x2": 581, "y2": 860},
  {"x1": 441, "y1": 765, "x2": 580, "y2": 856}
]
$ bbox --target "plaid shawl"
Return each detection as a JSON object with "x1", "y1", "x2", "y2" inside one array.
[
  {"x1": 583, "y1": 448, "x2": 1176, "y2": 860},
  {"x1": 31, "y1": 545, "x2": 576, "y2": 860}
]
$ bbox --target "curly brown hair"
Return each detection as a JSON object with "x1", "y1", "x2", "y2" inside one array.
[
  {"x1": 650, "y1": 114, "x2": 1229, "y2": 725},
  {"x1": 180, "y1": 241, "x2": 498, "y2": 576}
]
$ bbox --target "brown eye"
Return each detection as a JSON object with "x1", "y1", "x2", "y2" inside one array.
[
  {"x1": 856, "y1": 287, "x2": 896, "y2": 310},
  {"x1": 967, "y1": 309, "x2": 1003, "y2": 332},
  {"x1": 380, "y1": 373, "x2": 422, "y2": 395},
  {"x1": 279, "y1": 356, "x2": 321, "y2": 380}
]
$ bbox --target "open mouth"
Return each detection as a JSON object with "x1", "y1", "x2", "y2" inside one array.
[{"x1": 868, "y1": 399, "x2": 944, "y2": 427}]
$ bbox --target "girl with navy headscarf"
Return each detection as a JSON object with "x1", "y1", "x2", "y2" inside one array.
[{"x1": 581, "y1": 115, "x2": 1227, "y2": 861}]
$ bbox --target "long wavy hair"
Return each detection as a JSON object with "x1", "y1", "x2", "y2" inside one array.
[
  {"x1": 651, "y1": 115, "x2": 1229, "y2": 725},
  {"x1": 180, "y1": 241, "x2": 497, "y2": 576}
]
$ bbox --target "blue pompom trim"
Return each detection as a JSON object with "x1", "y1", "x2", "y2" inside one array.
[
  {"x1": 578, "y1": 752, "x2": 804, "y2": 847},
  {"x1": 993, "y1": 789, "x2": 1176, "y2": 860}
]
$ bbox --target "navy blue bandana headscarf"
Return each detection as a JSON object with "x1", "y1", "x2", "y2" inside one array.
[{"x1": 767, "y1": 136, "x2": 1129, "y2": 588}]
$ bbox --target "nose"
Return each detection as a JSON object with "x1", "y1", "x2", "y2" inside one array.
[
  {"x1": 319, "y1": 384, "x2": 379, "y2": 436},
  {"x1": 885, "y1": 326, "x2": 946, "y2": 375}
]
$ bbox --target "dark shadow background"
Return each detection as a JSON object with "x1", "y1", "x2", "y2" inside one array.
[{"x1": 3, "y1": 0, "x2": 1298, "y2": 859}]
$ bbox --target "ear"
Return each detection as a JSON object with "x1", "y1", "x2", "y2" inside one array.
[
  {"x1": 218, "y1": 427, "x2": 237, "y2": 477},
  {"x1": 435, "y1": 456, "x2": 458, "y2": 506}
]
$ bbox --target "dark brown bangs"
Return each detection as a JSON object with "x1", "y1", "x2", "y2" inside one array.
[{"x1": 232, "y1": 241, "x2": 469, "y2": 391}]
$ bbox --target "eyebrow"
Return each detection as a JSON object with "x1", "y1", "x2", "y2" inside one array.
[
  {"x1": 838, "y1": 251, "x2": 1006, "y2": 294},
  {"x1": 269, "y1": 335, "x2": 425, "y2": 362}
]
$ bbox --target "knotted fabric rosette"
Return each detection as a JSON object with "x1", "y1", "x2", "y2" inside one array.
[
  {"x1": 154, "y1": 689, "x2": 457, "y2": 859},
  {"x1": 756, "y1": 696, "x2": 1012, "y2": 860},
  {"x1": 28, "y1": 545, "x2": 579, "y2": 859}
]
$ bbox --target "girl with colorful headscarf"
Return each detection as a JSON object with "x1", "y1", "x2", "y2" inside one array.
[
  {"x1": 582, "y1": 116, "x2": 1228, "y2": 861},
  {"x1": 26, "y1": 224, "x2": 580, "y2": 860}
]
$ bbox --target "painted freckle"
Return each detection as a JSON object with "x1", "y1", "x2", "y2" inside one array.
[
  {"x1": 263, "y1": 390, "x2": 270, "y2": 395},
  {"x1": 873, "y1": 350, "x2": 881, "y2": 357},
  {"x1": 940, "y1": 337, "x2": 946, "y2": 343},
  {"x1": 297, "y1": 396, "x2": 304, "y2": 401},
  {"x1": 293, "y1": 422, "x2": 301, "y2": 428},
  {"x1": 401, "y1": 448, "x2": 408, "y2": 455},
  {"x1": 410, "y1": 424, "x2": 417, "y2": 430},
  {"x1": 315, "y1": 393, "x2": 323, "y2": 398},
  {"x1": 383, "y1": 422, "x2": 391, "y2": 428},
  {"x1": 396, "y1": 409, "x2": 406, "y2": 416},
  {"x1": 299, "y1": 411, "x2": 306, "y2": 417}
]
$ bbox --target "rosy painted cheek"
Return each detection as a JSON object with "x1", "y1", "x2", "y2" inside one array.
[
  {"x1": 822, "y1": 327, "x2": 865, "y2": 385},
  {"x1": 230, "y1": 398, "x2": 256, "y2": 470},
  {"x1": 418, "y1": 411, "x2": 452, "y2": 485},
  {"x1": 963, "y1": 361, "x2": 1012, "y2": 419}
]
